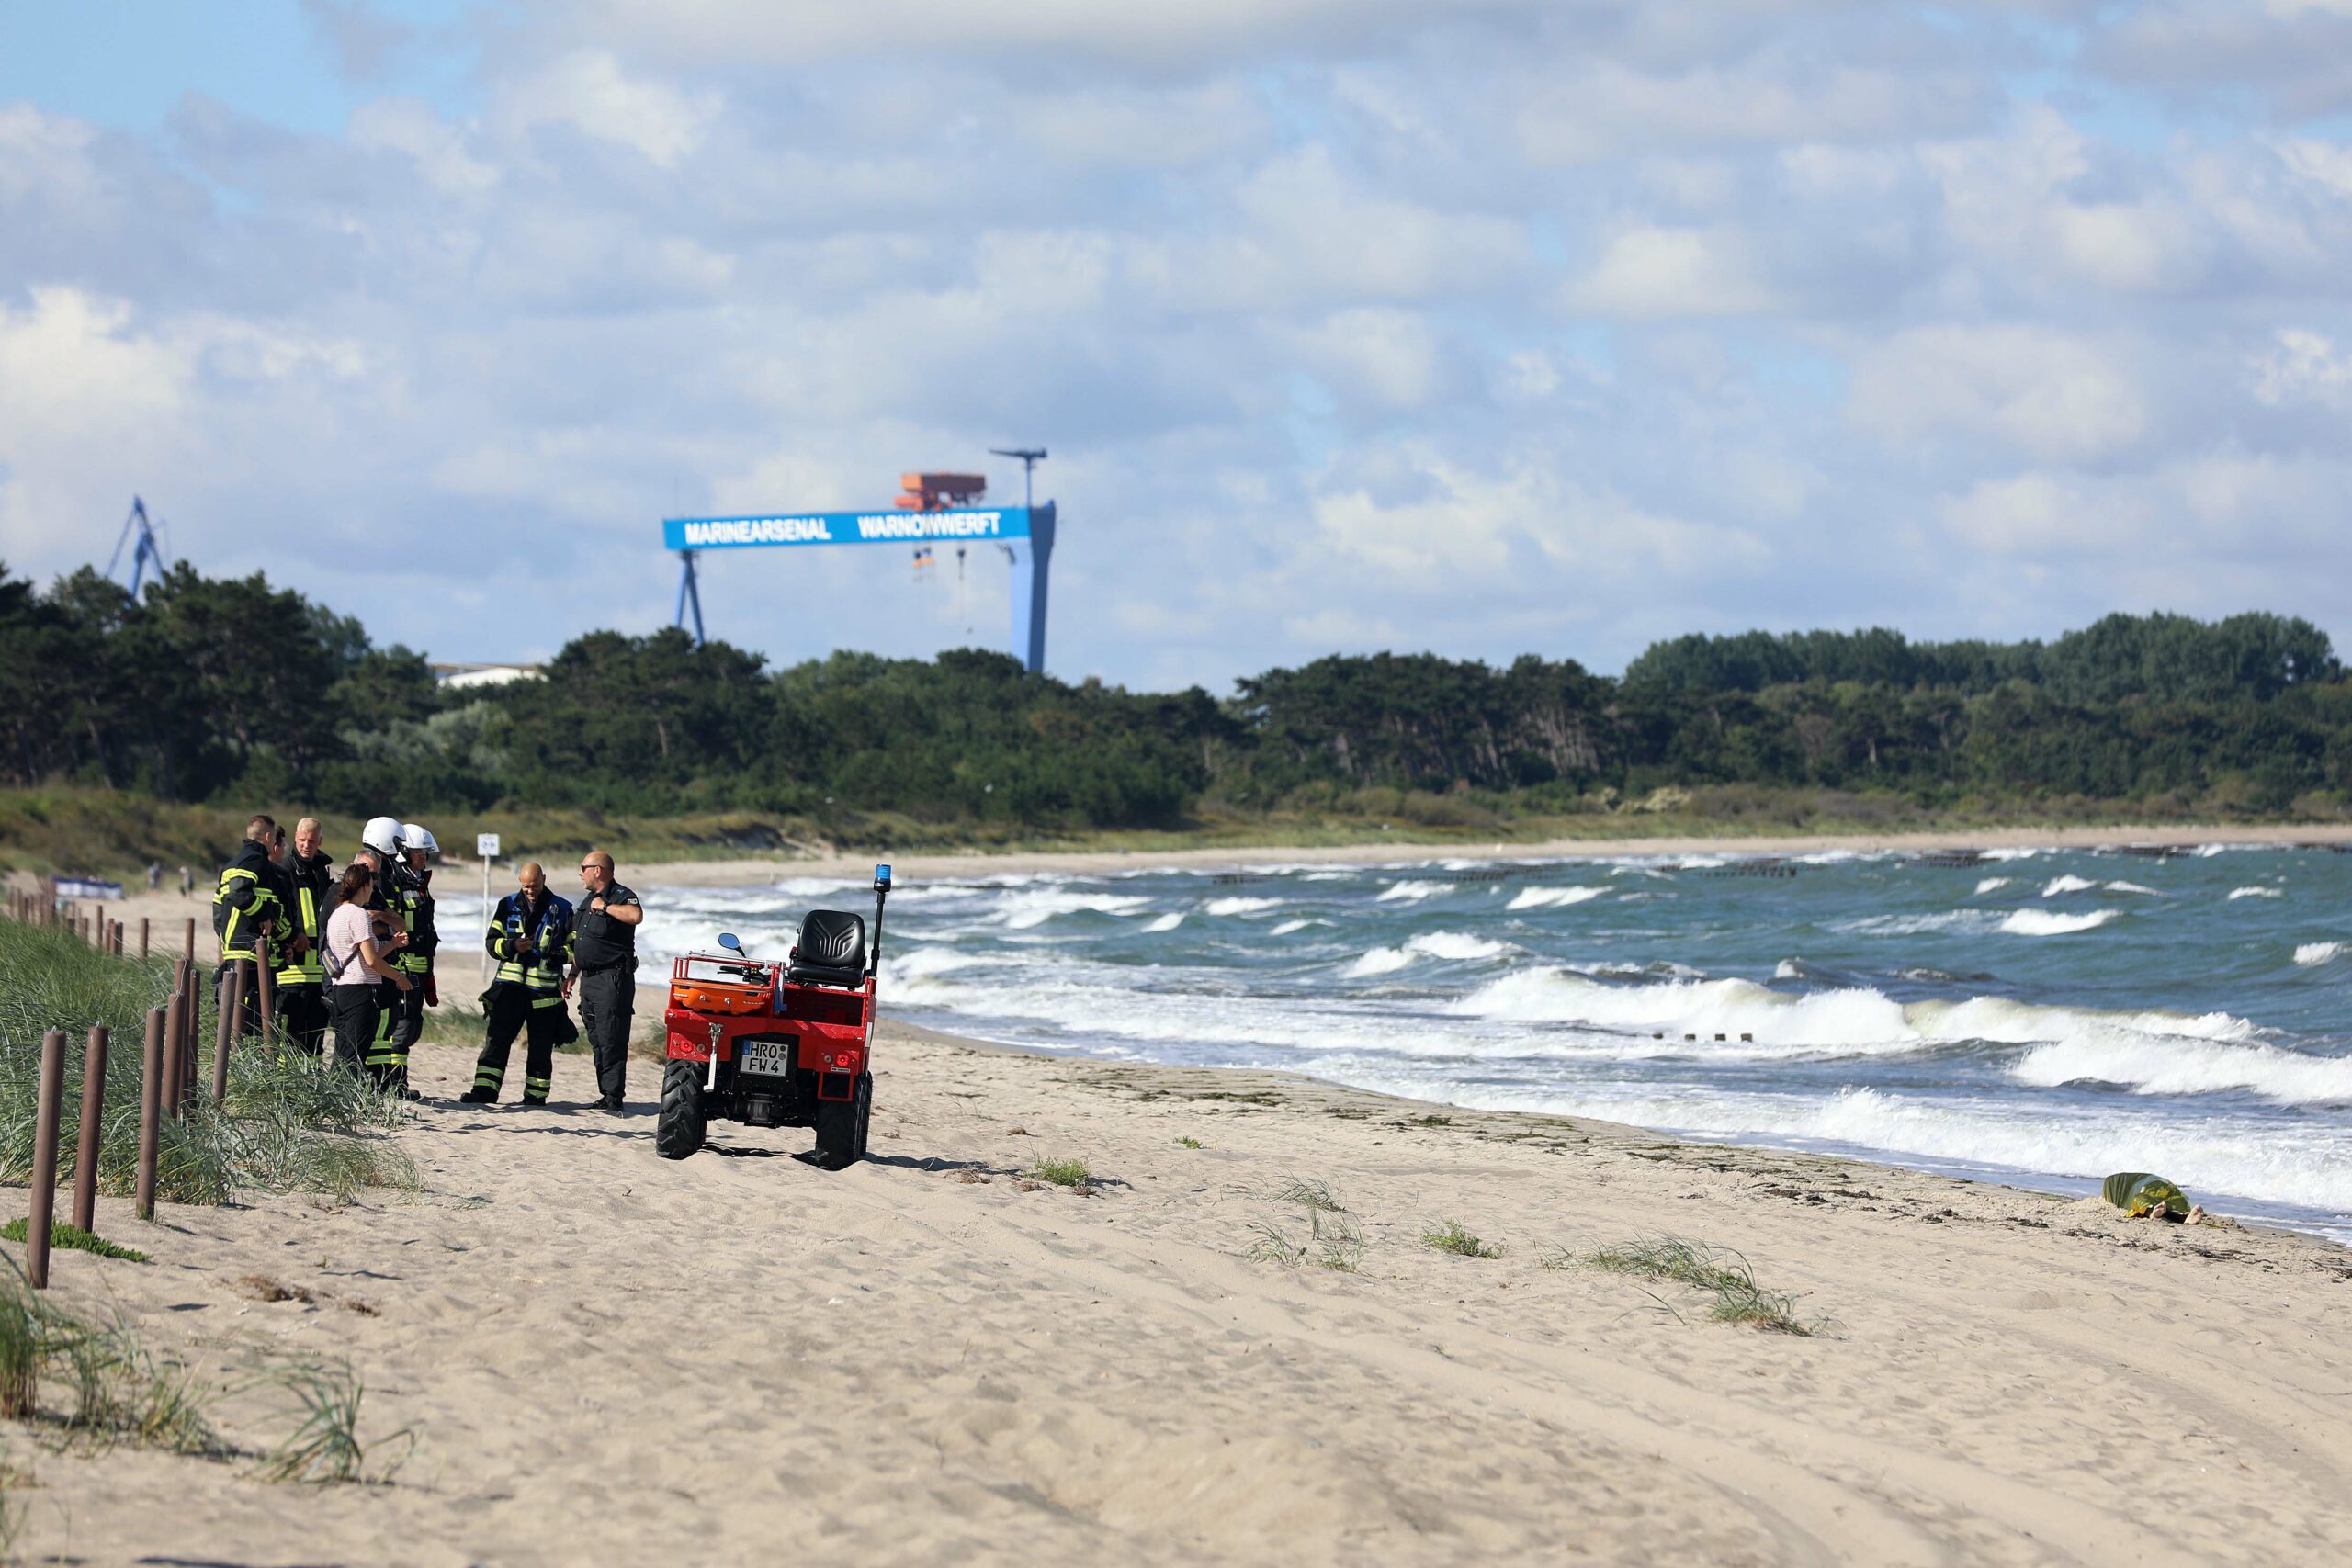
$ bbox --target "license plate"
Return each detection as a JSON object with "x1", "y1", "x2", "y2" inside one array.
[{"x1": 738, "y1": 1038, "x2": 795, "y2": 1079}]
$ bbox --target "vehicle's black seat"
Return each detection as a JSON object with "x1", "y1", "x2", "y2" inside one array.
[{"x1": 788, "y1": 909, "x2": 867, "y2": 987}]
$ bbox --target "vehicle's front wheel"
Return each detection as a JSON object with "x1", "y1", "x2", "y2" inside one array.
[{"x1": 655, "y1": 1060, "x2": 707, "y2": 1160}]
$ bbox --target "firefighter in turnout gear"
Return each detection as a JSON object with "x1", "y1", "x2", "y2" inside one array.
[
  {"x1": 273, "y1": 817, "x2": 334, "y2": 1056},
  {"x1": 383, "y1": 823, "x2": 441, "y2": 1092},
  {"x1": 212, "y1": 814, "x2": 290, "y2": 1040},
  {"x1": 464, "y1": 862, "x2": 575, "y2": 1105}
]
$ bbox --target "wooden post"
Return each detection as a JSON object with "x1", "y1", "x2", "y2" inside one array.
[
  {"x1": 28, "y1": 1031, "x2": 66, "y2": 1289},
  {"x1": 183, "y1": 916, "x2": 195, "y2": 962},
  {"x1": 93, "y1": 902, "x2": 105, "y2": 949},
  {"x1": 162, "y1": 963, "x2": 188, "y2": 1119},
  {"x1": 136, "y1": 1007, "x2": 164, "y2": 1221},
  {"x1": 72, "y1": 1025, "x2": 109, "y2": 1233},
  {"x1": 212, "y1": 962, "x2": 243, "y2": 1103},
  {"x1": 139, "y1": 917, "x2": 151, "y2": 958},
  {"x1": 254, "y1": 929, "x2": 277, "y2": 1051}
]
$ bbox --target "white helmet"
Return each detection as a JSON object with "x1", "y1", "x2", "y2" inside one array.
[
  {"x1": 361, "y1": 816, "x2": 404, "y2": 859},
  {"x1": 401, "y1": 823, "x2": 439, "y2": 858}
]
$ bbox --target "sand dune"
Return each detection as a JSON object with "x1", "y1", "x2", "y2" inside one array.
[{"x1": 16, "y1": 1021, "x2": 2352, "y2": 1564}]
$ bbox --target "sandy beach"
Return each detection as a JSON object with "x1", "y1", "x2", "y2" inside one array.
[{"x1": 13, "y1": 1016, "x2": 2352, "y2": 1564}]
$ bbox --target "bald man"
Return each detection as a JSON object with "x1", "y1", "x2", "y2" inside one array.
[
  {"x1": 570, "y1": 851, "x2": 643, "y2": 1114},
  {"x1": 463, "y1": 862, "x2": 576, "y2": 1106}
]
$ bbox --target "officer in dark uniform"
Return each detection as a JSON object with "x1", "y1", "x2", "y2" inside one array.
[
  {"x1": 569, "y1": 850, "x2": 642, "y2": 1113},
  {"x1": 273, "y1": 817, "x2": 334, "y2": 1055},
  {"x1": 465, "y1": 863, "x2": 575, "y2": 1106}
]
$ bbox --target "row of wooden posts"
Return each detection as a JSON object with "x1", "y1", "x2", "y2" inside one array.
[
  {"x1": 14, "y1": 898, "x2": 273, "y2": 1292},
  {"x1": 4, "y1": 889, "x2": 178, "y2": 961}
]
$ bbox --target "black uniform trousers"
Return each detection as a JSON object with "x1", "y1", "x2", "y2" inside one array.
[
  {"x1": 328, "y1": 984, "x2": 378, "y2": 1074},
  {"x1": 577, "y1": 962, "x2": 635, "y2": 1105},
  {"x1": 473, "y1": 982, "x2": 564, "y2": 1102},
  {"x1": 277, "y1": 981, "x2": 329, "y2": 1057}
]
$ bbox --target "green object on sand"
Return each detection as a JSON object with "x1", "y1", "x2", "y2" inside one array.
[
  {"x1": 2, "y1": 1216, "x2": 150, "y2": 1262},
  {"x1": 2102, "y1": 1172, "x2": 2190, "y2": 1218}
]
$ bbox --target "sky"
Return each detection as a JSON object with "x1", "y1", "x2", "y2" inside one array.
[{"x1": 4, "y1": 1, "x2": 2351, "y2": 692}]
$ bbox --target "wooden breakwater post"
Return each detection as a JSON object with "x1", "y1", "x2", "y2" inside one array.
[
  {"x1": 139, "y1": 917, "x2": 150, "y2": 959},
  {"x1": 162, "y1": 961, "x2": 189, "y2": 1119},
  {"x1": 136, "y1": 1007, "x2": 164, "y2": 1221},
  {"x1": 72, "y1": 1025, "x2": 109, "y2": 1234},
  {"x1": 28, "y1": 1031, "x2": 66, "y2": 1289},
  {"x1": 211, "y1": 963, "x2": 243, "y2": 1103}
]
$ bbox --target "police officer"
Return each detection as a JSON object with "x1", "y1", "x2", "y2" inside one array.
[
  {"x1": 211, "y1": 814, "x2": 289, "y2": 1040},
  {"x1": 568, "y1": 850, "x2": 642, "y2": 1113},
  {"x1": 385, "y1": 823, "x2": 442, "y2": 1092},
  {"x1": 464, "y1": 862, "x2": 574, "y2": 1106},
  {"x1": 273, "y1": 817, "x2": 334, "y2": 1056}
]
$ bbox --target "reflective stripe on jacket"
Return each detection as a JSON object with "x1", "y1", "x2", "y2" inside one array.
[{"x1": 485, "y1": 890, "x2": 573, "y2": 992}]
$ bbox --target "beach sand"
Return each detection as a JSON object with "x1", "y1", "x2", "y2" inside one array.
[{"x1": 17, "y1": 1021, "x2": 2352, "y2": 1564}]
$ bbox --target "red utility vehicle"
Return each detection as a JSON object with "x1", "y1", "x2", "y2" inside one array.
[{"x1": 656, "y1": 864, "x2": 891, "y2": 1166}]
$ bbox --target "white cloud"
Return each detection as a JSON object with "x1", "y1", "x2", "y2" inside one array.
[
  {"x1": 501, "y1": 51, "x2": 720, "y2": 167},
  {"x1": 1849, "y1": 326, "x2": 2150, "y2": 464},
  {"x1": 1564, "y1": 226, "x2": 1781, "y2": 319},
  {"x1": 2253, "y1": 328, "x2": 2352, "y2": 408}
]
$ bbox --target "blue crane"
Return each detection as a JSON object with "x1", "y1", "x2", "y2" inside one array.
[{"x1": 106, "y1": 497, "x2": 171, "y2": 597}]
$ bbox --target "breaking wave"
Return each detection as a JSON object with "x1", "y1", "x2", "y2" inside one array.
[
  {"x1": 1203, "y1": 897, "x2": 1283, "y2": 918},
  {"x1": 2001, "y1": 908, "x2": 2119, "y2": 936},
  {"x1": 1347, "y1": 931, "x2": 1510, "y2": 977},
  {"x1": 2229, "y1": 886, "x2": 2283, "y2": 900},
  {"x1": 2294, "y1": 942, "x2": 2346, "y2": 966},
  {"x1": 1506, "y1": 885, "x2": 1607, "y2": 911}
]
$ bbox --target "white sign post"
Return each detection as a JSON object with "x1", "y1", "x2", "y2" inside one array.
[{"x1": 477, "y1": 834, "x2": 501, "y2": 983}]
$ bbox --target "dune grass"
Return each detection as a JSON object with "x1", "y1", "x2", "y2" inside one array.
[
  {"x1": 1420, "y1": 1220, "x2": 1501, "y2": 1258},
  {"x1": 1031, "y1": 1156, "x2": 1091, "y2": 1189},
  {"x1": 1578, "y1": 1235, "x2": 1820, "y2": 1335},
  {"x1": 0, "y1": 918, "x2": 414, "y2": 1206},
  {"x1": 0, "y1": 1219, "x2": 147, "y2": 1263},
  {"x1": 1243, "y1": 1178, "x2": 1366, "y2": 1272}
]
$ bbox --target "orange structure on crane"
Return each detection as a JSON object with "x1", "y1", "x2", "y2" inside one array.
[{"x1": 895, "y1": 472, "x2": 988, "y2": 513}]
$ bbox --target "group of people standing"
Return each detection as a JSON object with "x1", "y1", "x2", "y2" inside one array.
[{"x1": 210, "y1": 816, "x2": 644, "y2": 1112}]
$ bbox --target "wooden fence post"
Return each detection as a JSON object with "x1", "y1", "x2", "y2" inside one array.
[
  {"x1": 28, "y1": 1031, "x2": 66, "y2": 1289},
  {"x1": 162, "y1": 963, "x2": 188, "y2": 1119},
  {"x1": 72, "y1": 1025, "x2": 109, "y2": 1234},
  {"x1": 136, "y1": 1008, "x2": 164, "y2": 1221},
  {"x1": 183, "y1": 916, "x2": 195, "y2": 962},
  {"x1": 139, "y1": 917, "x2": 150, "y2": 959},
  {"x1": 211, "y1": 963, "x2": 243, "y2": 1103},
  {"x1": 255, "y1": 931, "x2": 277, "y2": 1051}
]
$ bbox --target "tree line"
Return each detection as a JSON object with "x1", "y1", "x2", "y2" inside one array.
[{"x1": 4, "y1": 559, "x2": 2347, "y2": 827}]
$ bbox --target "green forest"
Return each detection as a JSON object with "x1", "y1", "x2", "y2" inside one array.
[{"x1": 5, "y1": 560, "x2": 2350, "y2": 847}]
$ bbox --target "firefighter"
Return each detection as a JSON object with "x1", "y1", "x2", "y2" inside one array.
[
  {"x1": 569, "y1": 850, "x2": 643, "y2": 1114},
  {"x1": 211, "y1": 814, "x2": 289, "y2": 1040},
  {"x1": 463, "y1": 862, "x2": 575, "y2": 1106},
  {"x1": 385, "y1": 823, "x2": 441, "y2": 1091},
  {"x1": 273, "y1": 817, "x2": 333, "y2": 1056}
]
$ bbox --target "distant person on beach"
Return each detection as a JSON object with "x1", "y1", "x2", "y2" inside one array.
[
  {"x1": 465, "y1": 862, "x2": 576, "y2": 1106},
  {"x1": 323, "y1": 862, "x2": 411, "y2": 1074},
  {"x1": 146, "y1": 862, "x2": 161, "y2": 892},
  {"x1": 570, "y1": 850, "x2": 642, "y2": 1114},
  {"x1": 210, "y1": 815, "x2": 288, "y2": 1041},
  {"x1": 178, "y1": 865, "x2": 192, "y2": 898},
  {"x1": 275, "y1": 817, "x2": 334, "y2": 1056}
]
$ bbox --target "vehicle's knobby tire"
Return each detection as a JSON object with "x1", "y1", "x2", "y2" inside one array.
[
  {"x1": 814, "y1": 1073, "x2": 871, "y2": 1169},
  {"x1": 656, "y1": 1060, "x2": 706, "y2": 1161}
]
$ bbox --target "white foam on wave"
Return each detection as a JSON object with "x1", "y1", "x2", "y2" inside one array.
[
  {"x1": 1143, "y1": 912, "x2": 1185, "y2": 933},
  {"x1": 2013, "y1": 1035, "x2": 2352, "y2": 1105},
  {"x1": 1835, "y1": 910, "x2": 1999, "y2": 937},
  {"x1": 2229, "y1": 886, "x2": 2283, "y2": 900},
  {"x1": 1979, "y1": 847, "x2": 2049, "y2": 862},
  {"x1": 2002, "y1": 908, "x2": 2119, "y2": 936},
  {"x1": 1451, "y1": 968, "x2": 2256, "y2": 1057},
  {"x1": 2294, "y1": 942, "x2": 2346, "y2": 966},
  {"x1": 1203, "y1": 897, "x2": 1283, "y2": 918},
  {"x1": 995, "y1": 890, "x2": 1155, "y2": 931},
  {"x1": 881, "y1": 946, "x2": 983, "y2": 982},
  {"x1": 2104, "y1": 881, "x2": 2162, "y2": 897},
  {"x1": 1377, "y1": 880, "x2": 1454, "y2": 902},
  {"x1": 1474, "y1": 1084, "x2": 2352, "y2": 1217},
  {"x1": 1973, "y1": 877, "x2": 2012, "y2": 896},
  {"x1": 2041, "y1": 874, "x2": 2098, "y2": 897},
  {"x1": 1269, "y1": 919, "x2": 1318, "y2": 936},
  {"x1": 1347, "y1": 930, "x2": 1510, "y2": 977},
  {"x1": 1507, "y1": 885, "x2": 1606, "y2": 911}
]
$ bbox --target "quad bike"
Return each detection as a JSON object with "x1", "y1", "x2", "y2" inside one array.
[{"x1": 656, "y1": 864, "x2": 891, "y2": 1167}]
